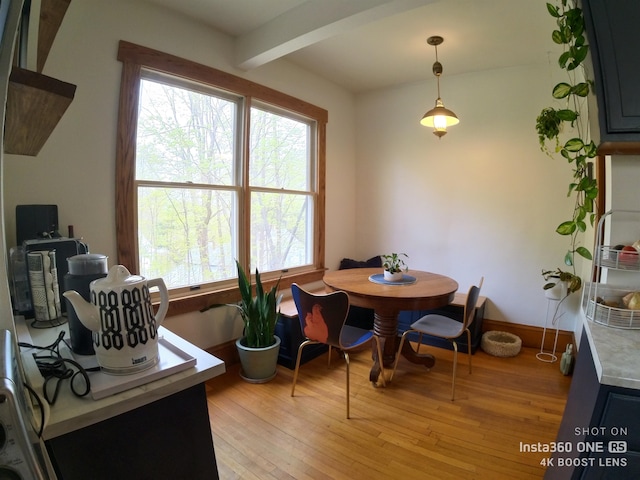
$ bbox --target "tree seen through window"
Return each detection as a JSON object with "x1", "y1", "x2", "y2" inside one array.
[{"x1": 135, "y1": 77, "x2": 314, "y2": 289}]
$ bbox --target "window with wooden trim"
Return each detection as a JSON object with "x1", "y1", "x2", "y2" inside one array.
[{"x1": 116, "y1": 41, "x2": 327, "y2": 312}]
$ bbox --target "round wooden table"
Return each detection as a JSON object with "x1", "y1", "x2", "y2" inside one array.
[{"x1": 323, "y1": 268, "x2": 458, "y2": 383}]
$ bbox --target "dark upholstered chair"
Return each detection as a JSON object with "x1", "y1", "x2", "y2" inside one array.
[
  {"x1": 290, "y1": 283, "x2": 385, "y2": 418},
  {"x1": 391, "y1": 278, "x2": 484, "y2": 400}
]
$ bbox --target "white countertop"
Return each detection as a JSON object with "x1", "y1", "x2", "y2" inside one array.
[
  {"x1": 582, "y1": 310, "x2": 640, "y2": 390},
  {"x1": 16, "y1": 317, "x2": 226, "y2": 440}
]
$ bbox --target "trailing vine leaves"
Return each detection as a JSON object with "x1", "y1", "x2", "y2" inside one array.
[
  {"x1": 542, "y1": 267, "x2": 582, "y2": 294},
  {"x1": 536, "y1": 0, "x2": 598, "y2": 292}
]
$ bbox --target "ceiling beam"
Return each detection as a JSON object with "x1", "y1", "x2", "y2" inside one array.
[{"x1": 234, "y1": 0, "x2": 429, "y2": 70}]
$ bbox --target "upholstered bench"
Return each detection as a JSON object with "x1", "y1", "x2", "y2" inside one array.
[{"x1": 275, "y1": 287, "x2": 328, "y2": 369}]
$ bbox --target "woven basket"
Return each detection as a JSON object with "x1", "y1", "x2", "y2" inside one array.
[{"x1": 481, "y1": 331, "x2": 522, "y2": 357}]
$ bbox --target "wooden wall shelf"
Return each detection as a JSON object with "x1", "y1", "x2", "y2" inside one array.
[
  {"x1": 2, "y1": 0, "x2": 74, "y2": 156},
  {"x1": 37, "y1": 0, "x2": 72, "y2": 73},
  {"x1": 4, "y1": 67, "x2": 76, "y2": 156}
]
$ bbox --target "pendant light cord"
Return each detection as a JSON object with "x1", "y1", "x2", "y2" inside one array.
[{"x1": 433, "y1": 43, "x2": 442, "y2": 99}]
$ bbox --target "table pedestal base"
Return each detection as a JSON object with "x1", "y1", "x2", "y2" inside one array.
[{"x1": 370, "y1": 312, "x2": 435, "y2": 383}]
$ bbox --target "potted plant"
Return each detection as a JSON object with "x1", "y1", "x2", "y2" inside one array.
[
  {"x1": 536, "y1": 1, "x2": 597, "y2": 299},
  {"x1": 231, "y1": 260, "x2": 283, "y2": 383},
  {"x1": 381, "y1": 253, "x2": 408, "y2": 281},
  {"x1": 542, "y1": 267, "x2": 582, "y2": 300}
]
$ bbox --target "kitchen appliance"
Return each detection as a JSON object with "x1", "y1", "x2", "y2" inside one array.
[
  {"x1": 63, "y1": 254, "x2": 108, "y2": 355},
  {"x1": 9, "y1": 246, "x2": 30, "y2": 315},
  {"x1": 10, "y1": 239, "x2": 89, "y2": 319},
  {"x1": 16, "y1": 205, "x2": 59, "y2": 245},
  {"x1": 0, "y1": 329, "x2": 53, "y2": 479},
  {"x1": 63, "y1": 265, "x2": 169, "y2": 374}
]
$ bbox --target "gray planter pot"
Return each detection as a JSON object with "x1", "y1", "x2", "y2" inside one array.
[{"x1": 235, "y1": 335, "x2": 281, "y2": 383}]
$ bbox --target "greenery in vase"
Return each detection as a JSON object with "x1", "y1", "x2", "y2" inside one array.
[
  {"x1": 541, "y1": 267, "x2": 582, "y2": 295},
  {"x1": 536, "y1": 0, "x2": 597, "y2": 295},
  {"x1": 382, "y1": 253, "x2": 408, "y2": 274},
  {"x1": 232, "y1": 260, "x2": 282, "y2": 348}
]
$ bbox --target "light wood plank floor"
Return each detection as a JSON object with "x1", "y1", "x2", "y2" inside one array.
[{"x1": 206, "y1": 344, "x2": 571, "y2": 479}]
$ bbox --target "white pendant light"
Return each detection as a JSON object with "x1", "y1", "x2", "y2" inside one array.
[{"x1": 420, "y1": 36, "x2": 459, "y2": 138}]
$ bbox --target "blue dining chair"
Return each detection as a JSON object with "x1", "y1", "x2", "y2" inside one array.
[
  {"x1": 391, "y1": 278, "x2": 484, "y2": 401},
  {"x1": 290, "y1": 283, "x2": 385, "y2": 418}
]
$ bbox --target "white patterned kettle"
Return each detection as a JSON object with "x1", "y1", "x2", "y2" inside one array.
[{"x1": 63, "y1": 265, "x2": 169, "y2": 375}]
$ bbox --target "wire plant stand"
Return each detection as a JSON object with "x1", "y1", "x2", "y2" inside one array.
[{"x1": 537, "y1": 286, "x2": 566, "y2": 363}]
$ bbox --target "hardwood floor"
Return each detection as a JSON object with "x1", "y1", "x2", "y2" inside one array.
[{"x1": 205, "y1": 344, "x2": 571, "y2": 479}]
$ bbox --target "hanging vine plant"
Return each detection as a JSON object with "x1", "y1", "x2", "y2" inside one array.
[{"x1": 536, "y1": 0, "x2": 598, "y2": 295}]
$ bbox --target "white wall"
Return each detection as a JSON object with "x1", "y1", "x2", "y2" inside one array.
[
  {"x1": 354, "y1": 62, "x2": 584, "y2": 330},
  {"x1": 2, "y1": 0, "x2": 357, "y2": 348},
  {"x1": 609, "y1": 156, "x2": 640, "y2": 210},
  {"x1": 2, "y1": 0, "x2": 590, "y2": 347},
  {"x1": 605, "y1": 155, "x2": 640, "y2": 288}
]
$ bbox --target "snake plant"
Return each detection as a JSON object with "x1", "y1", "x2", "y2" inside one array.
[{"x1": 233, "y1": 260, "x2": 282, "y2": 348}]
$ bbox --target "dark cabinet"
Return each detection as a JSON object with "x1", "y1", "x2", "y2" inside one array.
[
  {"x1": 546, "y1": 332, "x2": 640, "y2": 479},
  {"x1": 46, "y1": 384, "x2": 219, "y2": 480},
  {"x1": 582, "y1": 0, "x2": 640, "y2": 145}
]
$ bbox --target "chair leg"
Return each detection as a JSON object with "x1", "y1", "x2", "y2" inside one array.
[
  {"x1": 466, "y1": 328, "x2": 472, "y2": 374},
  {"x1": 416, "y1": 332, "x2": 423, "y2": 355},
  {"x1": 390, "y1": 331, "x2": 410, "y2": 381},
  {"x1": 451, "y1": 340, "x2": 458, "y2": 401},
  {"x1": 344, "y1": 352, "x2": 351, "y2": 419},
  {"x1": 373, "y1": 336, "x2": 386, "y2": 387},
  {"x1": 291, "y1": 340, "x2": 314, "y2": 397},
  {"x1": 327, "y1": 345, "x2": 332, "y2": 367}
]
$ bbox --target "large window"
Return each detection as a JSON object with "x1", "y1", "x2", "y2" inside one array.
[{"x1": 116, "y1": 41, "x2": 327, "y2": 312}]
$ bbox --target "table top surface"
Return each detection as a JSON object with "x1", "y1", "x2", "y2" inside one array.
[{"x1": 323, "y1": 268, "x2": 458, "y2": 312}]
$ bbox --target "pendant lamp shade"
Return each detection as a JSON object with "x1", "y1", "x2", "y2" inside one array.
[
  {"x1": 420, "y1": 99, "x2": 459, "y2": 137},
  {"x1": 421, "y1": 36, "x2": 459, "y2": 138}
]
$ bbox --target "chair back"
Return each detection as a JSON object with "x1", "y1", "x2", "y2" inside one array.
[
  {"x1": 291, "y1": 283, "x2": 349, "y2": 348},
  {"x1": 463, "y1": 277, "x2": 484, "y2": 329}
]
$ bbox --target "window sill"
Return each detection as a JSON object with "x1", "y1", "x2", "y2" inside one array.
[{"x1": 162, "y1": 268, "x2": 327, "y2": 317}]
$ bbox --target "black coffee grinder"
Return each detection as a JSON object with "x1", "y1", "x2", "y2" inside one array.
[{"x1": 63, "y1": 254, "x2": 108, "y2": 355}]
